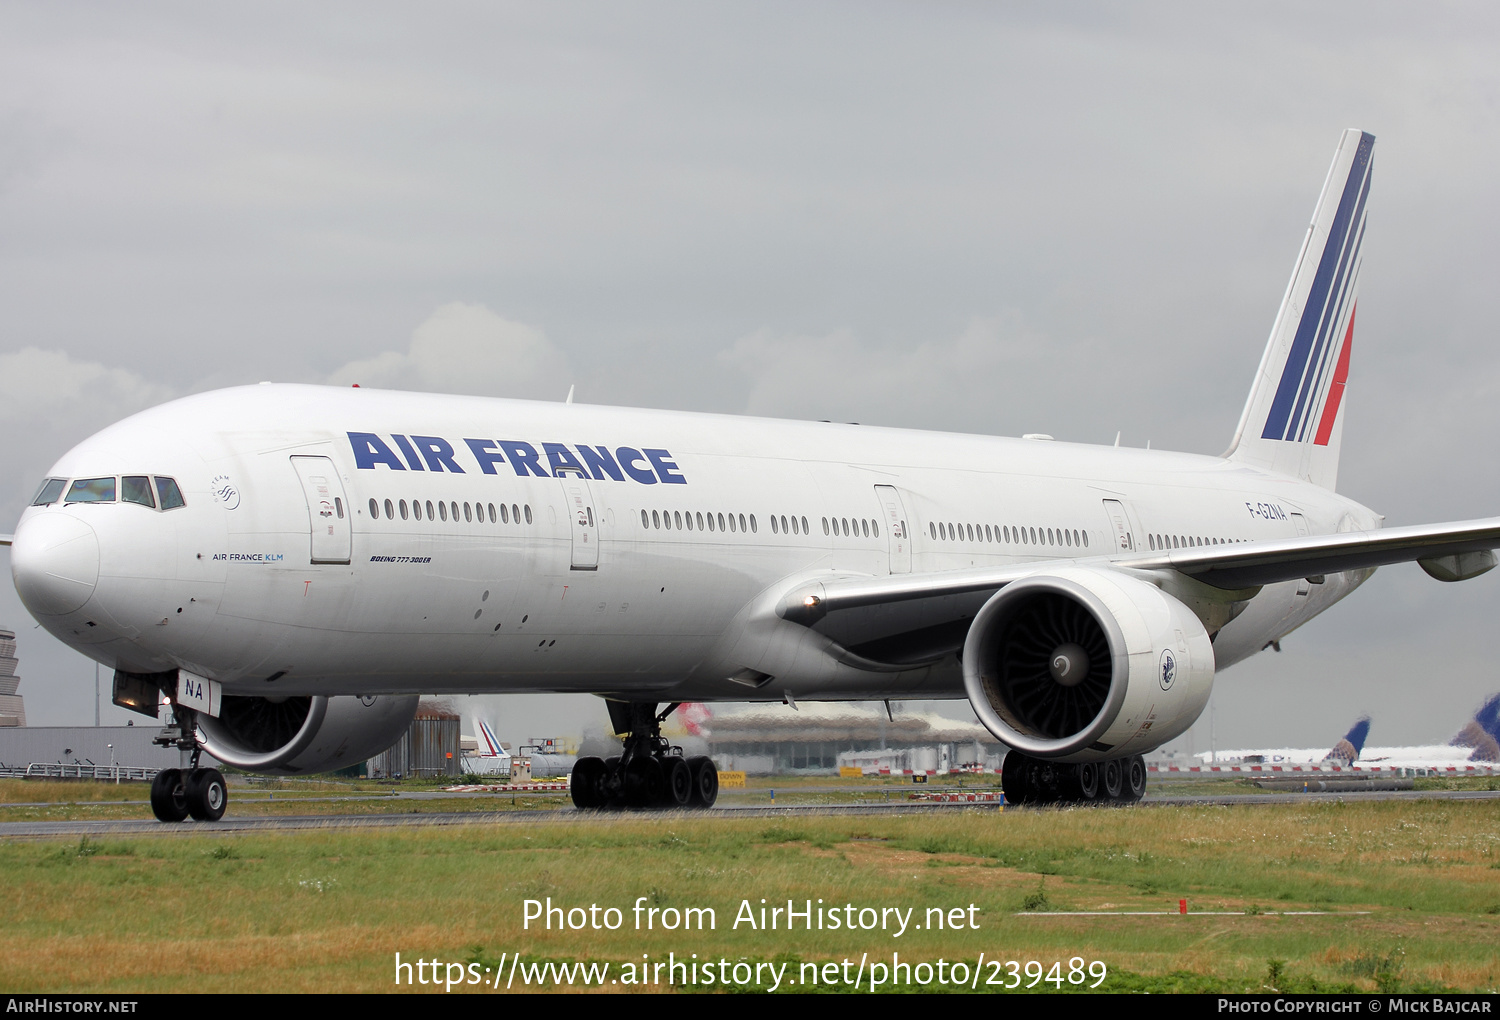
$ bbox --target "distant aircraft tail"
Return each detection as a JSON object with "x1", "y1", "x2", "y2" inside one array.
[
  {"x1": 1225, "y1": 129, "x2": 1374, "y2": 491},
  {"x1": 1324, "y1": 717, "x2": 1370, "y2": 764},
  {"x1": 1452, "y1": 694, "x2": 1500, "y2": 762},
  {"x1": 475, "y1": 717, "x2": 507, "y2": 757}
]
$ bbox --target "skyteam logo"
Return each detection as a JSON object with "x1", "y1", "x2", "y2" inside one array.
[
  {"x1": 347, "y1": 433, "x2": 686, "y2": 485},
  {"x1": 1159, "y1": 649, "x2": 1177, "y2": 691}
]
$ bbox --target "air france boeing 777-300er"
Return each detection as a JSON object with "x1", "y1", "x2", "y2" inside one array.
[{"x1": 6, "y1": 129, "x2": 1500, "y2": 820}]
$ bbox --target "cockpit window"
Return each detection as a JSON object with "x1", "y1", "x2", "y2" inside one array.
[
  {"x1": 31, "y1": 478, "x2": 67, "y2": 505},
  {"x1": 65, "y1": 477, "x2": 117, "y2": 503},
  {"x1": 122, "y1": 475, "x2": 156, "y2": 508},
  {"x1": 155, "y1": 477, "x2": 186, "y2": 510}
]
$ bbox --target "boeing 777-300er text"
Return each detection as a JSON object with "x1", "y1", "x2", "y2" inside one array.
[{"x1": 6, "y1": 129, "x2": 1500, "y2": 820}]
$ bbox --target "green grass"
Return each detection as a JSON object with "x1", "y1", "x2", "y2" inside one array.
[{"x1": 2, "y1": 798, "x2": 1499, "y2": 992}]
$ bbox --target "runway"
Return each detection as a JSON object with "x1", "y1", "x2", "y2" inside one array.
[{"x1": 3, "y1": 786, "x2": 1498, "y2": 839}]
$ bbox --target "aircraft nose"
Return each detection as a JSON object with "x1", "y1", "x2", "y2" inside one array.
[{"x1": 11, "y1": 513, "x2": 100, "y2": 616}]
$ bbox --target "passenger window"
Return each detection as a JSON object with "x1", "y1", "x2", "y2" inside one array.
[
  {"x1": 400, "y1": 499, "x2": 409, "y2": 520},
  {"x1": 641, "y1": 510, "x2": 649, "y2": 528},
  {"x1": 369, "y1": 498, "x2": 380, "y2": 519},
  {"x1": 336, "y1": 497, "x2": 344, "y2": 519},
  {"x1": 66, "y1": 477, "x2": 116, "y2": 503},
  {"x1": 524, "y1": 505, "x2": 532, "y2": 524},
  {"x1": 488, "y1": 503, "x2": 497, "y2": 523},
  {"x1": 122, "y1": 476, "x2": 155, "y2": 508},
  {"x1": 686, "y1": 511, "x2": 695, "y2": 531},
  {"x1": 864, "y1": 520, "x2": 871, "y2": 538},
  {"x1": 385, "y1": 499, "x2": 395, "y2": 519},
  {"x1": 439, "y1": 501, "x2": 448, "y2": 521},
  {"x1": 414, "y1": 500, "x2": 423, "y2": 521},
  {"x1": 429, "y1": 501, "x2": 438, "y2": 520},
  {"x1": 739, "y1": 514, "x2": 747, "y2": 532},
  {"x1": 697, "y1": 512, "x2": 705, "y2": 531},
  {"x1": 653, "y1": 509, "x2": 661, "y2": 529},
  {"x1": 729, "y1": 513, "x2": 737, "y2": 533},
  {"x1": 871, "y1": 521, "x2": 878, "y2": 538},
  {"x1": 156, "y1": 477, "x2": 186, "y2": 510},
  {"x1": 502, "y1": 503, "x2": 511, "y2": 524},
  {"x1": 801, "y1": 517, "x2": 809, "y2": 534},
  {"x1": 31, "y1": 478, "x2": 67, "y2": 505},
  {"x1": 749, "y1": 514, "x2": 757, "y2": 533},
  {"x1": 450, "y1": 501, "x2": 459, "y2": 522},
  {"x1": 706, "y1": 512, "x2": 715, "y2": 532},
  {"x1": 828, "y1": 518, "x2": 835, "y2": 537},
  {"x1": 587, "y1": 507, "x2": 594, "y2": 527},
  {"x1": 718, "y1": 513, "x2": 726, "y2": 531},
  {"x1": 770, "y1": 515, "x2": 779, "y2": 534},
  {"x1": 674, "y1": 511, "x2": 683, "y2": 529},
  {"x1": 464, "y1": 503, "x2": 473, "y2": 523}
]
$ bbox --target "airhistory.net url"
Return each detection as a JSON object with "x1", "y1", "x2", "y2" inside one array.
[{"x1": 394, "y1": 951, "x2": 1108, "y2": 992}]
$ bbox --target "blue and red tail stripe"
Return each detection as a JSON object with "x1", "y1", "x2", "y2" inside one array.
[{"x1": 1261, "y1": 131, "x2": 1375, "y2": 443}]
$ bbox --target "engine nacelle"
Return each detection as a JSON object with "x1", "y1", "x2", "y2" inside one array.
[
  {"x1": 197, "y1": 694, "x2": 419, "y2": 775},
  {"x1": 962, "y1": 568, "x2": 1214, "y2": 763}
]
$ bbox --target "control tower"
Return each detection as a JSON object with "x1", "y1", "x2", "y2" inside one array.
[{"x1": 0, "y1": 629, "x2": 25, "y2": 727}]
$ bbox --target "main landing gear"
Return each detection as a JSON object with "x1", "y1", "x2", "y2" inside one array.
[
  {"x1": 150, "y1": 706, "x2": 229, "y2": 823},
  {"x1": 570, "y1": 702, "x2": 720, "y2": 810},
  {"x1": 1001, "y1": 750, "x2": 1147, "y2": 806}
]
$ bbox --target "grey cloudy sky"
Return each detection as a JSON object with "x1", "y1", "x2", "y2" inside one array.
[{"x1": 3, "y1": 2, "x2": 1499, "y2": 751}]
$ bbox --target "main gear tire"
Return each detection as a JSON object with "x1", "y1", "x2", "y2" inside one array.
[{"x1": 150, "y1": 768, "x2": 189, "y2": 823}]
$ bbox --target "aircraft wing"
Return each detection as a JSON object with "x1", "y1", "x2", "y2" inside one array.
[
  {"x1": 776, "y1": 517, "x2": 1500, "y2": 668},
  {"x1": 1132, "y1": 516, "x2": 1500, "y2": 589},
  {"x1": 0, "y1": 534, "x2": 11, "y2": 546}
]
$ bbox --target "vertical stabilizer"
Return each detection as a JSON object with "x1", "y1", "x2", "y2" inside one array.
[
  {"x1": 1454, "y1": 694, "x2": 1500, "y2": 762},
  {"x1": 1324, "y1": 717, "x2": 1370, "y2": 764},
  {"x1": 1226, "y1": 129, "x2": 1374, "y2": 490}
]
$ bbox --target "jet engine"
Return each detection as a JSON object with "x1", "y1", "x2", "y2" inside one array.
[
  {"x1": 962, "y1": 568, "x2": 1213, "y2": 763},
  {"x1": 196, "y1": 694, "x2": 419, "y2": 775}
]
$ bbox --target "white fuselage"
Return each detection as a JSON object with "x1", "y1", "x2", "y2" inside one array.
[{"x1": 11, "y1": 384, "x2": 1378, "y2": 706}]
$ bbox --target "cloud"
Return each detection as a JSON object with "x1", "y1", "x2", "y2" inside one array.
[
  {"x1": 718, "y1": 315, "x2": 1111, "y2": 437},
  {"x1": 0, "y1": 347, "x2": 174, "y2": 424},
  {"x1": 328, "y1": 303, "x2": 572, "y2": 399}
]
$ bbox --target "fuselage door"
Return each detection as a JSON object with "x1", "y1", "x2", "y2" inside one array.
[
  {"x1": 1102, "y1": 498, "x2": 1139, "y2": 554},
  {"x1": 558, "y1": 473, "x2": 600, "y2": 571},
  {"x1": 290, "y1": 456, "x2": 351, "y2": 564},
  {"x1": 874, "y1": 484, "x2": 912, "y2": 574}
]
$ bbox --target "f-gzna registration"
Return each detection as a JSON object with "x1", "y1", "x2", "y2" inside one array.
[{"x1": 7, "y1": 129, "x2": 1500, "y2": 821}]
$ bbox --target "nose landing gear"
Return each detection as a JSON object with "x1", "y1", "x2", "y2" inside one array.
[
  {"x1": 570, "y1": 702, "x2": 721, "y2": 811},
  {"x1": 150, "y1": 706, "x2": 229, "y2": 823}
]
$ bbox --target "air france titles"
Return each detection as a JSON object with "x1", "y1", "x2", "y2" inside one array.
[{"x1": 348, "y1": 433, "x2": 686, "y2": 484}]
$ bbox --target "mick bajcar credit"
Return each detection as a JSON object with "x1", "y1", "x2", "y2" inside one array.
[
  {"x1": 1218, "y1": 1000, "x2": 1492, "y2": 1012},
  {"x1": 393, "y1": 897, "x2": 1110, "y2": 991}
]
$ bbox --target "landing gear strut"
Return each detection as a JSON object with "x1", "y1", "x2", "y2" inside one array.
[
  {"x1": 150, "y1": 705, "x2": 229, "y2": 823},
  {"x1": 1001, "y1": 750, "x2": 1147, "y2": 806},
  {"x1": 570, "y1": 702, "x2": 719, "y2": 810}
]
